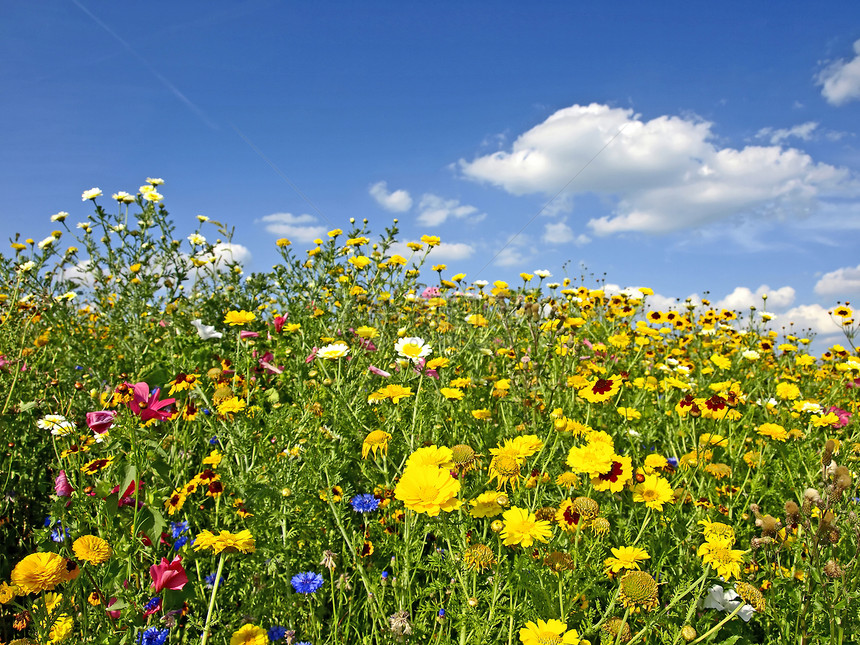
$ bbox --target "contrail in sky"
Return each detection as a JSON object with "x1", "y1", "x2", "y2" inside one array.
[{"x1": 71, "y1": 0, "x2": 220, "y2": 131}]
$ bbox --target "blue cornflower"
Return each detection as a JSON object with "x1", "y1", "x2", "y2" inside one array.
[
  {"x1": 381, "y1": 570, "x2": 389, "y2": 579},
  {"x1": 51, "y1": 527, "x2": 70, "y2": 543},
  {"x1": 170, "y1": 520, "x2": 189, "y2": 538},
  {"x1": 173, "y1": 535, "x2": 189, "y2": 550},
  {"x1": 44, "y1": 516, "x2": 53, "y2": 528},
  {"x1": 291, "y1": 571, "x2": 324, "y2": 594},
  {"x1": 349, "y1": 494, "x2": 379, "y2": 513},
  {"x1": 137, "y1": 627, "x2": 169, "y2": 645},
  {"x1": 268, "y1": 626, "x2": 287, "y2": 642},
  {"x1": 438, "y1": 608, "x2": 446, "y2": 618},
  {"x1": 667, "y1": 456, "x2": 679, "y2": 468},
  {"x1": 143, "y1": 597, "x2": 161, "y2": 612}
]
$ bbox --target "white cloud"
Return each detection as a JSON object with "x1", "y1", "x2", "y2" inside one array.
[
  {"x1": 817, "y1": 39, "x2": 860, "y2": 106},
  {"x1": 776, "y1": 304, "x2": 843, "y2": 335},
  {"x1": 814, "y1": 263, "x2": 860, "y2": 296},
  {"x1": 541, "y1": 220, "x2": 590, "y2": 245},
  {"x1": 493, "y1": 246, "x2": 529, "y2": 267},
  {"x1": 716, "y1": 285, "x2": 796, "y2": 311},
  {"x1": 387, "y1": 241, "x2": 475, "y2": 263},
  {"x1": 755, "y1": 121, "x2": 818, "y2": 145},
  {"x1": 369, "y1": 181, "x2": 413, "y2": 212},
  {"x1": 200, "y1": 242, "x2": 251, "y2": 268},
  {"x1": 257, "y1": 212, "x2": 327, "y2": 243},
  {"x1": 459, "y1": 103, "x2": 849, "y2": 235},
  {"x1": 416, "y1": 193, "x2": 484, "y2": 226}
]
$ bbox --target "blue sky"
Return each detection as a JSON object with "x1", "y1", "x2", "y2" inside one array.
[{"x1": 3, "y1": 2, "x2": 860, "y2": 348}]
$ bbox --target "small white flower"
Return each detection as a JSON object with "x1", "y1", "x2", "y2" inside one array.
[
  {"x1": 703, "y1": 585, "x2": 755, "y2": 622},
  {"x1": 473, "y1": 280, "x2": 488, "y2": 288},
  {"x1": 81, "y1": 187, "x2": 102, "y2": 201},
  {"x1": 112, "y1": 191, "x2": 134, "y2": 203},
  {"x1": 37, "y1": 414, "x2": 76, "y2": 436},
  {"x1": 394, "y1": 336, "x2": 432, "y2": 363},
  {"x1": 742, "y1": 350, "x2": 760, "y2": 361},
  {"x1": 146, "y1": 177, "x2": 165, "y2": 186},
  {"x1": 188, "y1": 233, "x2": 207, "y2": 246},
  {"x1": 190, "y1": 319, "x2": 223, "y2": 340},
  {"x1": 37, "y1": 236, "x2": 56, "y2": 249},
  {"x1": 17, "y1": 261, "x2": 36, "y2": 272},
  {"x1": 50, "y1": 211, "x2": 68, "y2": 222},
  {"x1": 317, "y1": 342, "x2": 350, "y2": 360},
  {"x1": 546, "y1": 282, "x2": 560, "y2": 289},
  {"x1": 142, "y1": 191, "x2": 163, "y2": 203},
  {"x1": 534, "y1": 269, "x2": 552, "y2": 279},
  {"x1": 197, "y1": 215, "x2": 210, "y2": 222}
]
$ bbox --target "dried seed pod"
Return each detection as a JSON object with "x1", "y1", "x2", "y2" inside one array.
[
  {"x1": 823, "y1": 439, "x2": 835, "y2": 467},
  {"x1": 757, "y1": 514, "x2": 781, "y2": 537},
  {"x1": 824, "y1": 559, "x2": 844, "y2": 578}
]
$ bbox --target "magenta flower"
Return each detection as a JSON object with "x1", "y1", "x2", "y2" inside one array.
[
  {"x1": 827, "y1": 406, "x2": 851, "y2": 428},
  {"x1": 306, "y1": 347, "x2": 318, "y2": 363},
  {"x1": 240, "y1": 330, "x2": 260, "y2": 339},
  {"x1": 368, "y1": 365, "x2": 391, "y2": 378},
  {"x1": 421, "y1": 286, "x2": 441, "y2": 299},
  {"x1": 86, "y1": 410, "x2": 117, "y2": 435},
  {"x1": 150, "y1": 556, "x2": 188, "y2": 592},
  {"x1": 126, "y1": 382, "x2": 175, "y2": 423},
  {"x1": 273, "y1": 315, "x2": 287, "y2": 334},
  {"x1": 54, "y1": 470, "x2": 74, "y2": 497}
]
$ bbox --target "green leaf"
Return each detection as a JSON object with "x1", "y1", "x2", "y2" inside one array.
[{"x1": 120, "y1": 464, "x2": 138, "y2": 497}]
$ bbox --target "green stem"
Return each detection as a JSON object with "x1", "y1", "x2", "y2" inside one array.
[{"x1": 200, "y1": 553, "x2": 226, "y2": 645}]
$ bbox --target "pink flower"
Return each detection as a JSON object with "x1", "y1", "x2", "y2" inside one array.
[
  {"x1": 86, "y1": 410, "x2": 117, "y2": 434},
  {"x1": 240, "y1": 330, "x2": 260, "y2": 339},
  {"x1": 112, "y1": 480, "x2": 144, "y2": 508},
  {"x1": 273, "y1": 316, "x2": 287, "y2": 334},
  {"x1": 413, "y1": 358, "x2": 439, "y2": 380},
  {"x1": 421, "y1": 286, "x2": 441, "y2": 299},
  {"x1": 306, "y1": 347, "x2": 318, "y2": 363},
  {"x1": 54, "y1": 470, "x2": 74, "y2": 497},
  {"x1": 150, "y1": 556, "x2": 188, "y2": 592},
  {"x1": 106, "y1": 597, "x2": 121, "y2": 619},
  {"x1": 827, "y1": 406, "x2": 851, "y2": 428},
  {"x1": 126, "y1": 382, "x2": 175, "y2": 422},
  {"x1": 368, "y1": 365, "x2": 391, "y2": 378}
]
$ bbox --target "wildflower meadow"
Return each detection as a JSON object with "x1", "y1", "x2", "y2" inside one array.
[{"x1": 1, "y1": 180, "x2": 859, "y2": 645}]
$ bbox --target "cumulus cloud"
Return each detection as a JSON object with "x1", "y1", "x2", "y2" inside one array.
[
  {"x1": 257, "y1": 212, "x2": 327, "y2": 243},
  {"x1": 416, "y1": 193, "x2": 484, "y2": 226},
  {"x1": 755, "y1": 121, "x2": 818, "y2": 145},
  {"x1": 386, "y1": 240, "x2": 475, "y2": 263},
  {"x1": 814, "y1": 263, "x2": 860, "y2": 296},
  {"x1": 369, "y1": 181, "x2": 413, "y2": 212},
  {"x1": 716, "y1": 285, "x2": 796, "y2": 311},
  {"x1": 459, "y1": 103, "x2": 849, "y2": 235},
  {"x1": 817, "y1": 39, "x2": 860, "y2": 106},
  {"x1": 541, "y1": 220, "x2": 590, "y2": 245},
  {"x1": 775, "y1": 304, "x2": 843, "y2": 335},
  {"x1": 200, "y1": 242, "x2": 251, "y2": 268}
]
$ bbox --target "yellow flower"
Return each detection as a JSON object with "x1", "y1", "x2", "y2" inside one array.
[
  {"x1": 11, "y1": 552, "x2": 71, "y2": 594},
  {"x1": 775, "y1": 381, "x2": 801, "y2": 400},
  {"x1": 362, "y1": 430, "x2": 391, "y2": 459},
  {"x1": 405, "y1": 445, "x2": 454, "y2": 469},
  {"x1": 698, "y1": 518, "x2": 736, "y2": 543},
  {"x1": 471, "y1": 409, "x2": 492, "y2": 420},
  {"x1": 519, "y1": 618, "x2": 580, "y2": 645},
  {"x1": 616, "y1": 406, "x2": 641, "y2": 420},
  {"x1": 604, "y1": 546, "x2": 650, "y2": 574},
  {"x1": 230, "y1": 624, "x2": 269, "y2": 645},
  {"x1": 355, "y1": 325, "x2": 378, "y2": 339},
  {"x1": 348, "y1": 255, "x2": 371, "y2": 269},
  {"x1": 757, "y1": 422, "x2": 788, "y2": 442},
  {"x1": 72, "y1": 535, "x2": 111, "y2": 565},
  {"x1": 224, "y1": 310, "x2": 256, "y2": 326},
  {"x1": 275, "y1": 238, "x2": 291, "y2": 247},
  {"x1": 420, "y1": 234, "x2": 441, "y2": 247},
  {"x1": 394, "y1": 465, "x2": 461, "y2": 516},
  {"x1": 466, "y1": 313, "x2": 488, "y2": 327},
  {"x1": 566, "y1": 441, "x2": 615, "y2": 477},
  {"x1": 698, "y1": 538, "x2": 745, "y2": 580},
  {"x1": 501, "y1": 506, "x2": 552, "y2": 547},
  {"x1": 217, "y1": 397, "x2": 246, "y2": 416},
  {"x1": 469, "y1": 491, "x2": 507, "y2": 518},
  {"x1": 440, "y1": 387, "x2": 465, "y2": 400},
  {"x1": 194, "y1": 529, "x2": 256, "y2": 554},
  {"x1": 578, "y1": 376, "x2": 622, "y2": 403},
  {"x1": 368, "y1": 384, "x2": 413, "y2": 404},
  {"x1": 631, "y1": 474, "x2": 674, "y2": 511},
  {"x1": 0, "y1": 581, "x2": 16, "y2": 604}
]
